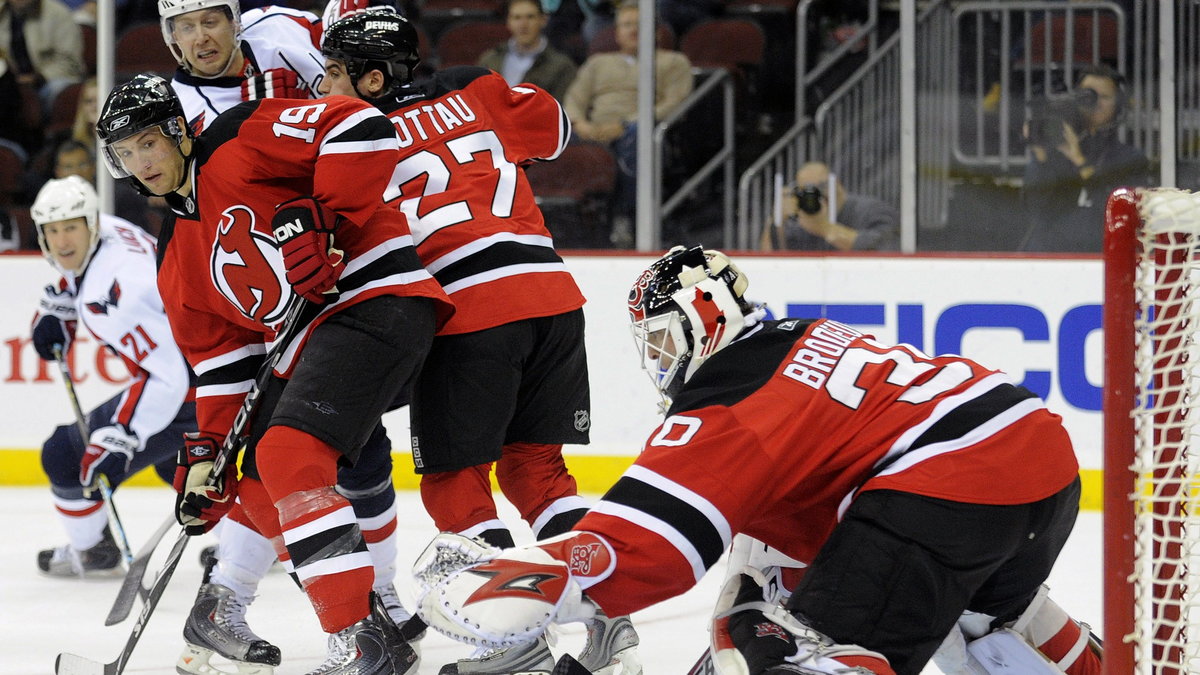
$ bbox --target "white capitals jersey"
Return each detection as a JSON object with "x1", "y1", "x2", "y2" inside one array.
[
  {"x1": 43, "y1": 216, "x2": 194, "y2": 444},
  {"x1": 171, "y1": 6, "x2": 325, "y2": 132}
]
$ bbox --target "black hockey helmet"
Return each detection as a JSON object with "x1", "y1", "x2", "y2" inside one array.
[
  {"x1": 628, "y1": 245, "x2": 755, "y2": 400},
  {"x1": 322, "y1": 6, "x2": 420, "y2": 99},
  {"x1": 96, "y1": 73, "x2": 190, "y2": 193}
]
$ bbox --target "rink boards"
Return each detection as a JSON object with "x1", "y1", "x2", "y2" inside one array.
[{"x1": 0, "y1": 251, "x2": 1104, "y2": 508}]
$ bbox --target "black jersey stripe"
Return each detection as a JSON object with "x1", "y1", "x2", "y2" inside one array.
[
  {"x1": 324, "y1": 112, "x2": 396, "y2": 147},
  {"x1": 338, "y1": 241, "x2": 428, "y2": 292},
  {"x1": 906, "y1": 383, "x2": 1038, "y2": 452},
  {"x1": 196, "y1": 351, "x2": 263, "y2": 390},
  {"x1": 432, "y1": 240, "x2": 564, "y2": 289},
  {"x1": 601, "y1": 475, "x2": 727, "y2": 570}
]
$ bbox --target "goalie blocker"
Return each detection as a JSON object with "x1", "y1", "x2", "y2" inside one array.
[{"x1": 412, "y1": 246, "x2": 1102, "y2": 675}]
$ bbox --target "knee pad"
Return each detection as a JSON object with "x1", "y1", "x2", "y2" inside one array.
[{"x1": 41, "y1": 424, "x2": 84, "y2": 488}]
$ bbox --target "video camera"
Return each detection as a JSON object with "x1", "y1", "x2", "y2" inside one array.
[{"x1": 1027, "y1": 88, "x2": 1099, "y2": 146}]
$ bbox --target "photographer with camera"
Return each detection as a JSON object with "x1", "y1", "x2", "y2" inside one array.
[
  {"x1": 760, "y1": 161, "x2": 900, "y2": 252},
  {"x1": 1020, "y1": 63, "x2": 1151, "y2": 252}
]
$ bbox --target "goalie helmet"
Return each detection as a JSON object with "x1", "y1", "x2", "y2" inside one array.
[
  {"x1": 628, "y1": 245, "x2": 754, "y2": 400},
  {"x1": 158, "y1": 0, "x2": 243, "y2": 74},
  {"x1": 322, "y1": 6, "x2": 420, "y2": 99},
  {"x1": 96, "y1": 74, "x2": 189, "y2": 193},
  {"x1": 31, "y1": 176, "x2": 101, "y2": 275}
]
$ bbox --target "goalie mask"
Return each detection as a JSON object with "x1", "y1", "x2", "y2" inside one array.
[
  {"x1": 158, "y1": 0, "x2": 243, "y2": 76},
  {"x1": 96, "y1": 74, "x2": 191, "y2": 196},
  {"x1": 31, "y1": 176, "x2": 101, "y2": 276},
  {"x1": 628, "y1": 246, "x2": 754, "y2": 401},
  {"x1": 322, "y1": 6, "x2": 420, "y2": 100}
]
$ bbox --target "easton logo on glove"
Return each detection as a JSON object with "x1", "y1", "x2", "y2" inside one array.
[{"x1": 272, "y1": 197, "x2": 344, "y2": 303}]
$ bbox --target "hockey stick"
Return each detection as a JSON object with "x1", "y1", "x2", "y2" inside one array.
[
  {"x1": 55, "y1": 298, "x2": 309, "y2": 675},
  {"x1": 53, "y1": 346, "x2": 135, "y2": 567},
  {"x1": 686, "y1": 648, "x2": 714, "y2": 675},
  {"x1": 552, "y1": 654, "x2": 592, "y2": 675},
  {"x1": 104, "y1": 513, "x2": 174, "y2": 626}
]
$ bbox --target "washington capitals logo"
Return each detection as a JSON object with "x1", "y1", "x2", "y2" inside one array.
[
  {"x1": 85, "y1": 280, "x2": 122, "y2": 315},
  {"x1": 462, "y1": 559, "x2": 568, "y2": 606}
]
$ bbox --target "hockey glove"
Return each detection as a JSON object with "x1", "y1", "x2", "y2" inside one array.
[
  {"x1": 31, "y1": 285, "x2": 77, "y2": 361},
  {"x1": 273, "y1": 196, "x2": 345, "y2": 303},
  {"x1": 173, "y1": 432, "x2": 238, "y2": 535},
  {"x1": 80, "y1": 424, "x2": 138, "y2": 491},
  {"x1": 413, "y1": 532, "x2": 602, "y2": 648},
  {"x1": 242, "y1": 67, "x2": 307, "y2": 101}
]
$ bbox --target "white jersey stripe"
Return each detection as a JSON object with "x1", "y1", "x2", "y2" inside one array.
[
  {"x1": 624, "y1": 464, "x2": 734, "y2": 545},
  {"x1": 283, "y1": 506, "x2": 359, "y2": 544},
  {"x1": 440, "y1": 262, "x2": 569, "y2": 295},
  {"x1": 196, "y1": 380, "x2": 253, "y2": 399},
  {"x1": 193, "y1": 343, "x2": 268, "y2": 376},
  {"x1": 423, "y1": 233, "x2": 555, "y2": 274},
  {"x1": 293, "y1": 551, "x2": 374, "y2": 582},
  {"x1": 587, "y1": 500, "x2": 709, "y2": 584}
]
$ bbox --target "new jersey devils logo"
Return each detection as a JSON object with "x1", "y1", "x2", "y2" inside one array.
[{"x1": 211, "y1": 205, "x2": 290, "y2": 324}]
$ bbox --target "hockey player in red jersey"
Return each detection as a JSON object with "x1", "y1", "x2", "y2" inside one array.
[
  {"x1": 319, "y1": 9, "x2": 640, "y2": 674},
  {"x1": 29, "y1": 176, "x2": 195, "y2": 578},
  {"x1": 96, "y1": 72, "x2": 452, "y2": 675},
  {"x1": 414, "y1": 246, "x2": 1103, "y2": 675}
]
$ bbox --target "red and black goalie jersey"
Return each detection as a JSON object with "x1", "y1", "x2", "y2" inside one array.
[
  {"x1": 156, "y1": 95, "x2": 451, "y2": 438},
  {"x1": 574, "y1": 318, "x2": 1081, "y2": 617},
  {"x1": 377, "y1": 68, "x2": 584, "y2": 335}
]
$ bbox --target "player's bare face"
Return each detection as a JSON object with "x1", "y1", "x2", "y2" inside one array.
[
  {"x1": 41, "y1": 218, "x2": 91, "y2": 273},
  {"x1": 506, "y1": 1, "x2": 546, "y2": 51},
  {"x1": 318, "y1": 60, "x2": 358, "y2": 98},
  {"x1": 171, "y1": 8, "x2": 239, "y2": 77},
  {"x1": 111, "y1": 129, "x2": 184, "y2": 196}
]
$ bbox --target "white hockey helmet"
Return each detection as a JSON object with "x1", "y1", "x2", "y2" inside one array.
[
  {"x1": 158, "y1": 0, "x2": 243, "y2": 74},
  {"x1": 31, "y1": 176, "x2": 101, "y2": 275},
  {"x1": 628, "y1": 245, "x2": 755, "y2": 402}
]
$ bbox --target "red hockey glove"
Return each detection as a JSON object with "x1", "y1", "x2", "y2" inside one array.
[
  {"x1": 241, "y1": 67, "x2": 306, "y2": 100},
  {"x1": 173, "y1": 432, "x2": 238, "y2": 535},
  {"x1": 273, "y1": 196, "x2": 345, "y2": 303}
]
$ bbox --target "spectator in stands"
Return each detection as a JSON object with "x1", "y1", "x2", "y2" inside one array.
[
  {"x1": 1021, "y1": 63, "x2": 1151, "y2": 252},
  {"x1": 478, "y1": 0, "x2": 576, "y2": 102},
  {"x1": 564, "y1": 1, "x2": 691, "y2": 247},
  {"x1": 760, "y1": 161, "x2": 900, "y2": 252},
  {"x1": 0, "y1": 0, "x2": 84, "y2": 114},
  {"x1": 0, "y1": 52, "x2": 37, "y2": 153},
  {"x1": 68, "y1": 75, "x2": 95, "y2": 145}
]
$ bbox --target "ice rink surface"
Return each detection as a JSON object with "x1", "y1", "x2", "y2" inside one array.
[{"x1": 0, "y1": 486, "x2": 1102, "y2": 674}]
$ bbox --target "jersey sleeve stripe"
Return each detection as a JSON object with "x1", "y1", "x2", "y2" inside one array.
[
  {"x1": 319, "y1": 109, "x2": 398, "y2": 155},
  {"x1": 193, "y1": 343, "x2": 268, "y2": 376},
  {"x1": 881, "y1": 372, "x2": 1014, "y2": 461},
  {"x1": 197, "y1": 380, "x2": 254, "y2": 398},
  {"x1": 341, "y1": 236, "x2": 417, "y2": 276},
  {"x1": 587, "y1": 500, "x2": 710, "y2": 584},
  {"x1": 114, "y1": 373, "x2": 149, "y2": 429}
]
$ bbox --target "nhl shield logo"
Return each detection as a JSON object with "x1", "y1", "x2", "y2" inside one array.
[{"x1": 573, "y1": 410, "x2": 590, "y2": 432}]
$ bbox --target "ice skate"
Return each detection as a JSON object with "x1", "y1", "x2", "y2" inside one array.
[
  {"x1": 306, "y1": 599, "x2": 419, "y2": 675},
  {"x1": 439, "y1": 637, "x2": 554, "y2": 675},
  {"x1": 578, "y1": 614, "x2": 641, "y2": 675},
  {"x1": 375, "y1": 582, "x2": 426, "y2": 642},
  {"x1": 177, "y1": 583, "x2": 281, "y2": 675},
  {"x1": 36, "y1": 526, "x2": 122, "y2": 578}
]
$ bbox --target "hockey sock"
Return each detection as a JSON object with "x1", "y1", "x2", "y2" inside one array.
[
  {"x1": 257, "y1": 426, "x2": 374, "y2": 633},
  {"x1": 495, "y1": 442, "x2": 589, "y2": 539},
  {"x1": 51, "y1": 495, "x2": 107, "y2": 550},
  {"x1": 1010, "y1": 589, "x2": 1102, "y2": 675},
  {"x1": 420, "y1": 463, "x2": 513, "y2": 547},
  {"x1": 210, "y1": 507, "x2": 277, "y2": 599},
  {"x1": 339, "y1": 476, "x2": 399, "y2": 586}
]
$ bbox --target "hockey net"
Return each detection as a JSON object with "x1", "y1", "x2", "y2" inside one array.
[{"x1": 1104, "y1": 187, "x2": 1200, "y2": 675}]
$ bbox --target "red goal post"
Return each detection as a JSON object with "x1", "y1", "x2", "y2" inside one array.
[{"x1": 1104, "y1": 186, "x2": 1200, "y2": 675}]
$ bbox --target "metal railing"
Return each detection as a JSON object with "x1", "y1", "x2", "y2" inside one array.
[{"x1": 652, "y1": 68, "x2": 736, "y2": 249}]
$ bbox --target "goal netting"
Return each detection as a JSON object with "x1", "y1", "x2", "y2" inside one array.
[{"x1": 1104, "y1": 187, "x2": 1200, "y2": 674}]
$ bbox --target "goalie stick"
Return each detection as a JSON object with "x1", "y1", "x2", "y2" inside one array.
[
  {"x1": 55, "y1": 298, "x2": 309, "y2": 675},
  {"x1": 53, "y1": 346, "x2": 135, "y2": 568},
  {"x1": 686, "y1": 648, "x2": 714, "y2": 675}
]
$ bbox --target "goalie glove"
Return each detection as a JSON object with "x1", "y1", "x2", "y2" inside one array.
[
  {"x1": 412, "y1": 532, "x2": 600, "y2": 649},
  {"x1": 31, "y1": 285, "x2": 77, "y2": 361},
  {"x1": 272, "y1": 196, "x2": 344, "y2": 303},
  {"x1": 241, "y1": 67, "x2": 306, "y2": 100},
  {"x1": 80, "y1": 424, "x2": 138, "y2": 491},
  {"x1": 173, "y1": 432, "x2": 238, "y2": 535}
]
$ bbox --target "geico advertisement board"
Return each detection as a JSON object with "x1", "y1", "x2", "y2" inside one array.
[{"x1": 0, "y1": 253, "x2": 1103, "y2": 470}]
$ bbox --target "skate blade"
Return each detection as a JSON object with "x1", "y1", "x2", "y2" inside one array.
[{"x1": 176, "y1": 643, "x2": 275, "y2": 675}]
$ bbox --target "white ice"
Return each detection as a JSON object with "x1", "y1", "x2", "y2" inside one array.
[{"x1": 0, "y1": 487, "x2": 1102, "y2": 674}]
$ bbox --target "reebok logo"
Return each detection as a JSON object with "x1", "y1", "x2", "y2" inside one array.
[{"x1": 107, "y1": 115, "x2": 131, "y2": 131}]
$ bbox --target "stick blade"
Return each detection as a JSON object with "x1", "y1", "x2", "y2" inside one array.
[
  {"x1": 552, "y1": 654, "x2": 592, "y2": 675},
  {"x1": 105, "y1": 515, "x2": 175, "y2": 626},
  {"x1": 55, "y1": 652, "x2": 110, "y2": 675}
]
